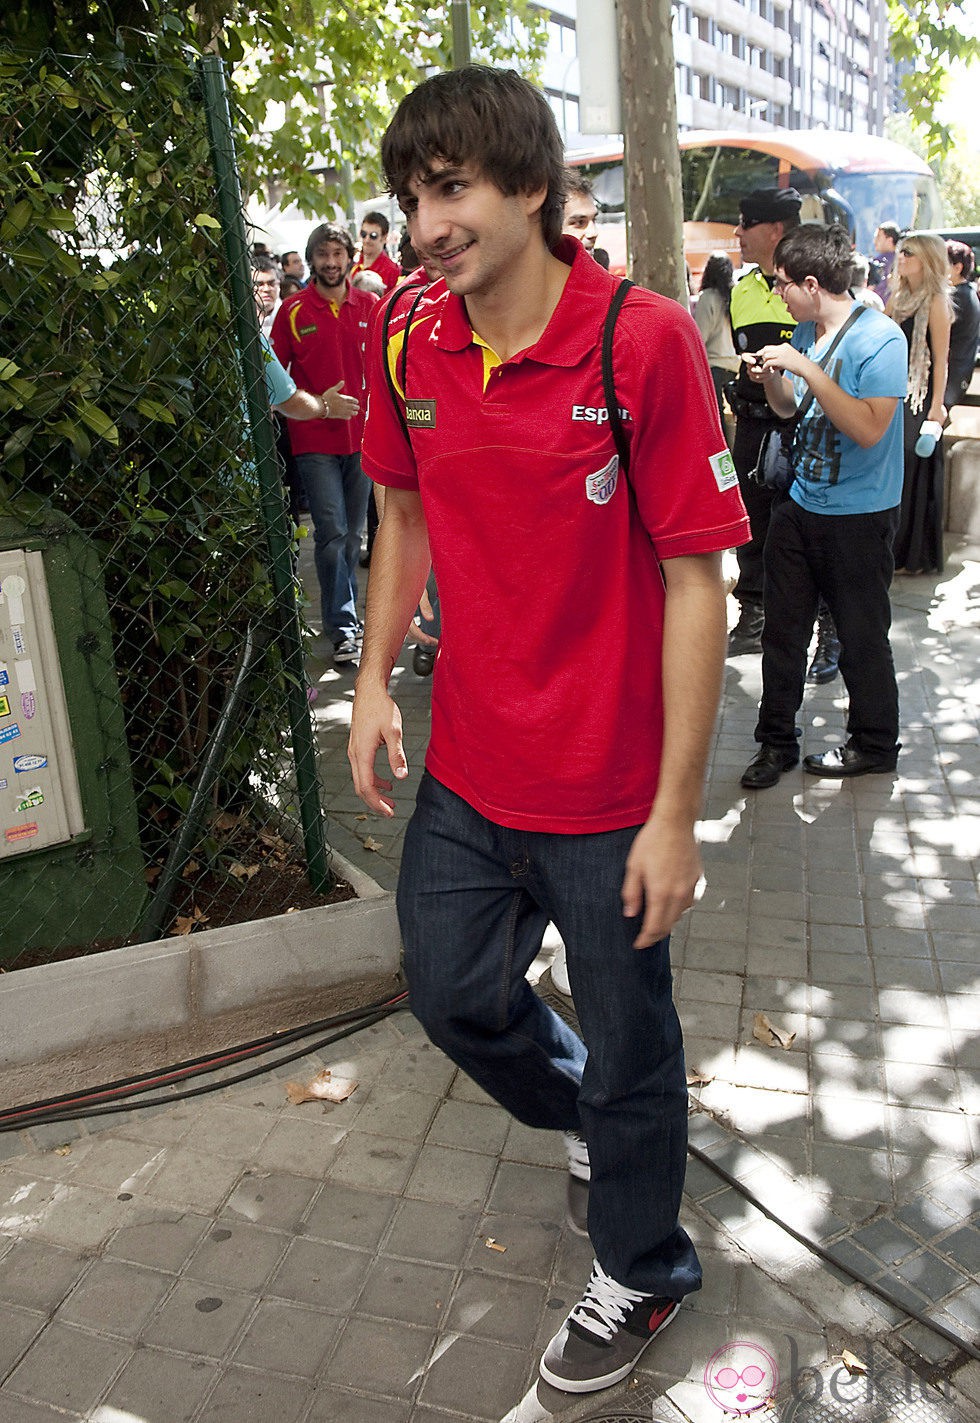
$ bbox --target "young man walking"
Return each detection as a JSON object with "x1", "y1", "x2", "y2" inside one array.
[
  {"x1": 739, "y1": 223, "x2": 907, "y2": 790},
  {"x1": 271, "y1": 222, "x2": 377, "y2": 662},
  {"x1": 348, "y1": 66, "x2": 748, "y2": 1394}
]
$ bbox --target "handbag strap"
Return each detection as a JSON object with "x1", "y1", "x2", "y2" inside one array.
[
  {"x1": 794, "y1": 303, "x2": 866, "y2": 422},
  {"x1": 602, "y1": 278, "x2": 634, "y2": 476}
]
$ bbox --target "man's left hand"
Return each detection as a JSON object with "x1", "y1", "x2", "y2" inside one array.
[{"x1": 621, "y1": 816, "x2": 702, "y2": 948}]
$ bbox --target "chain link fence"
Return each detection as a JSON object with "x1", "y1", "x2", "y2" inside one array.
[{"x1": 0, "y1": 47, "x2": 337, "y2": 969}]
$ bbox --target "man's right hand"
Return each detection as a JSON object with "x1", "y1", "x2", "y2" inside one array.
[
  {"x1": 321, "y1": 380, "x2": 360, "y2": 420},
  {"x1": 348, "y1": 683, "x2": 409, "y2": 816}
]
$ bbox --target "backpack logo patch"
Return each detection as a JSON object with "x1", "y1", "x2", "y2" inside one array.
[{"x1": 586, "y1": 454, "x2": 619, "y2": 506}]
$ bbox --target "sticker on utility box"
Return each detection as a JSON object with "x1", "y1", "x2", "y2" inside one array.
[
  {"x1": 0, "y1": 663, "x2": 8, "y2": 687},
  {"x1": 15, "y1": 786, "x2": 44, "y2": 813},
  {"x1": 11, "y1": 628, "x2": 26, "y2": 656},
  {"x1": 12, "y1": 753, "x2": 45, "y2": 772},
  {"x1": 20, "y1": 692, "x2": 36, "y2": 720},
  {"x1": 0, "y1": 695, "x2": 9, "y2": 719},
  {"x1": 0, "y1": 723, "x2": 21, "y2": 745},
  {"x1": 5, "y1": 822, "x2": 38, "y2": 844}
]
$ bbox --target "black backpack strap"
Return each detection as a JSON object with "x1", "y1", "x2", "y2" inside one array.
[
  {"x1": 381, "y1": 279, "x2": 430, "y2": 444},
  {"x1": 602, "y1": 278, "x2": 634, "y2": 476}
]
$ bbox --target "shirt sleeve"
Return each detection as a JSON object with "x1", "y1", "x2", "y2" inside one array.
[
  {"x1": 855, "y1": 322, "x2": 908, "y2": 398},
  {"x1": 260, "y1": 334, "x2": 297, "y2": 408},
  {"x1": 618, "y1": 294, "x2": 750, "y2": 559}
]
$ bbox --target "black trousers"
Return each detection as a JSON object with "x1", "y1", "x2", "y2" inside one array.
[
  {"x1": 755, "y1": 498, "x2": 900, "y2": 757},
  {"x1": 732, "y1": 416, "x2": 779, "y2": 608}
]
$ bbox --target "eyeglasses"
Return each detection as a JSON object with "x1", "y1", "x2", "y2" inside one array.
[
  {"x1": 772, "y1": 277, "x2": 798, "y2": 294},
  {"x1": 738, "y1": 217, "x2": 766, "y2": 230},
  {"x1": 360, "y1": 230, "x2": 381, "y2": 240}
]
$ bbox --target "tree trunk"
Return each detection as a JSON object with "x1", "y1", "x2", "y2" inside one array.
[{"x1": 616, "y1": 0, "x2": 687, "y2": 304}]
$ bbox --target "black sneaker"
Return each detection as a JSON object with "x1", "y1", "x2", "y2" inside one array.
[
  {"x1": 540, "y1": 1260, "x2": 679, "y2": 1393},
  {"x1": 333, "y1": 636, "x2": 359, "y2": 664},
  {"x1": 727, "y1": 606, "x2": 764, "y2": 657},
  {"x1": 562, "y1": 1131, "x2": 590, "y2": 1237}
]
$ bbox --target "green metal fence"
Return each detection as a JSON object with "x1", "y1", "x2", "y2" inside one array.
[{"x1": 0, "y1": 47, "x2": 335, "y2": 967}]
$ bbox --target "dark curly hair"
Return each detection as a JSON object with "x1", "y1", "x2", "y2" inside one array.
[{"x1": 380, "y1": 66, "x2": 567, "y2": 251}]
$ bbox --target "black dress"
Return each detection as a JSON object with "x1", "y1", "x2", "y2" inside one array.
[{"x1": 894, "y1": 315, "x2": 944, "y2": 574}]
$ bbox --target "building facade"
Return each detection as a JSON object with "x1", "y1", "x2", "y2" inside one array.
[{"x1": 538, "y1": 0, "x2": 892, "y2": 146}]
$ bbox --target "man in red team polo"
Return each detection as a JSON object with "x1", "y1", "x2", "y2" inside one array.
[
  {"x1": 271, "y1": 222, "x2": 377, "y2": 662},
  {"x1": 348, "y1": 67, "x2": 748, "y2": 1395},
  {"x1": 351, "y1": 211, "x2": 401, "y2": 294}
]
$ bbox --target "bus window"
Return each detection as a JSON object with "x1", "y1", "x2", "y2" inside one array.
[
  {"x1": 833, "y1": 172, "x2": 944, "y2": 252},
  {"x1": 682, "y1": 146, "x2": 781, "y2": 226}
]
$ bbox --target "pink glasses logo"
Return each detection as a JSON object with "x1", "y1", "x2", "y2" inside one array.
[{"x1": 704, "y1": 1341, "x2": 779, "y2": 1415}]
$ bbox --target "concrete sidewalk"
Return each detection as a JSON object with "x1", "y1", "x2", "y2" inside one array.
[{"x1": 0, "y1": 538, "x2": 977, "y2": 1422}]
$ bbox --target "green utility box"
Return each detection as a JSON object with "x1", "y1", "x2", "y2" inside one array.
[{"x1": 0, "y1": 512, "x2": 146, "y2": 960}]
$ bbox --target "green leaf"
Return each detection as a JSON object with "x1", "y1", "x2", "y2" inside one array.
[
  {"x1": 1, "y1": 199, "x2": 33, "y2": 239},
  {"x1": 192, "y1": 213, "x2": 222, "y2": 230},
  {"x1": 3, "y1": 424, "x2": 37, "y2": 460},
  {"x1": 75, "y1": 401, "x2": 120, "y2": 443},
  {"x1": 136, "y1": 396, "x2": 177, "y2": 424}
]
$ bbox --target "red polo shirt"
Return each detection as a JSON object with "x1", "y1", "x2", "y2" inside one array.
[
  {"x1": 352, "y1": 250, "x2": 401, "y2": 293},
  {"x1": 270, "y1": 282, "x2": 377, "y2": 456},
  {"x1": 362, "y1": 239, "x2": 749, "y2": 833}
]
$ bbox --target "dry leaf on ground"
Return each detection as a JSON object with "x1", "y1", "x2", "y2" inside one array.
[
  {"x1": 752, "y1": 1011, "x2": 796, "y2": 1050},
  {"x1": 173, "y1": 906, "x2": 210, "y2": 936},
  {"x1": 687, "y1": 1069, "x2": 714, "y2": 1087},
  {"x1": 363, "y1": 836, "x2": 383, "y2": 852},
  {"x1": 228, "y1": 861, "x2": 260, "y2": 880},
  {"x1": 285, "y1": 1068, "x2": 358, "y2": 1106},
  {"x1": 840, "y1": 1349, "x2": 867, "y2": 1375}
]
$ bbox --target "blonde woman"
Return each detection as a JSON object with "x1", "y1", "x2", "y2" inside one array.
[{"x1": 886, "y1": 233, "x2": 952, "y2": 573}]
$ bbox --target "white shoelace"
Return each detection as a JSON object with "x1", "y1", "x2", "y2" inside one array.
[
  {"x1": 569, "y1": 1261, "x2": 648, "y2": 1342},
  {"x1": 562, "y1": 1130, "x2": 591, "y2": 1182}
]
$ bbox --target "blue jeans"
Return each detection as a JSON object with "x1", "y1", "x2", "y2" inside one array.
[
  {"x1": 295, "y1": 452, "x2": 370, "y2": 643},
  {"x1": 397, "y1": 771, "x2": 701, "y2": 1299}
]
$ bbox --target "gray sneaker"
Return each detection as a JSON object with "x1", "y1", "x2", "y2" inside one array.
[
  {"x1": 540, "y1": 1259, "x2": 679, "y2": 1393},
  {"x1": 562, "y1": 1131, "x2": 590, "y2": 1237}
]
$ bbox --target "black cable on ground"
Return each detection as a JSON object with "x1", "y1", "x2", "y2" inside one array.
[
  {"x1": 688, "y1": 1140, "x2": 980, "y2": 1366},
  {"x1": 0, "y1": 992, "x2": 409, "y2": 1133}
]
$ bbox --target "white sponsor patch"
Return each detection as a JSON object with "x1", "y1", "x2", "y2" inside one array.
[
  {"x1": 709, "y1": 449, "x2": 739, "y2": 492},
  {"x1": 585, "y1": 454, "x2": 619, "y2": 506}
]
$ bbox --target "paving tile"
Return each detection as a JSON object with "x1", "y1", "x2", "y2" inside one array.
[
  {"x1": 327, "y1": 1132, "x2": 417, "y2": 1194},
  {"x1": 222, "y1": 1168, "x2": 320, "y2": 1234},
  {"x1": 425, "y1": 1100, "x2": 510, "y2": 1156},
  {"x1": 404, "y1": 1146, "x2": 497, "y2": 1210},
  {"x1": 184, "y1": 1219, "x2": 290, "y2": 1291},
  {"x1": 94, "y1": 1345, "x2": 218, "y2": 1422},
  {"x1": 808, "y1": 951, "x2": 873, "y2": 987},
  {"x1": 0, "y1": 1239, "x2": 88, "y2": 1312},
  {"x1": 253, "y1": 1116, "x2": 348, "y2": 1178},
  {"x1": 380, "y1": 1199, "x2": 480, "y2": 1269},
  {"x1": 810, "y1": 1143, "x2": 894, "y2": 1202},
  {"x1": 357, "y1": 1256, "x2": 455, "y2": 1328},
  {"x1": 0, "y1": 1399, "x2": 84, "y2": 1423},
  {"x1": 892, "y1": 1248, "x2": 971, "y2": 1302},
  {"x1": 0, "y1": 1304, "x2": 46, "y2": 1376},
  {"x1": 5, "y1": 1322, "x2": 129, "y2": 1414},
  {"x1": 232, "y1": 1299, "x2": 341, "y2": 1376},
  {"x1": 935, "y1": 1224, "x2": 980, "y2": 1275},
  {"x1": 104, "y1": 1211, "x2": 210, "y2": 1272},
  {"x1": 66, "y1": 1136, "x2": 168, "y2": 1194},
  {"x1": 850, "y1": 1217, "x2": 921, "y2": 1265},
  {"x1": 324, "y1": 1315, "x2": 436, "y2": 1400},
  {"x1": 500, "y1": 1120, "x2": 566, "y2": 1169},
  {"x1": 466, "y1": 1213, "x2": 560, "y2": 1281},
  {"x1": 144, "y1": 1146, "x2": 242, "y2": 1212},
  {"x1": 893, "y1": 1195, "x2": 962, "y2": 1239},
  {"x1": 416, "y1": 1332, "x2": 530, "y2": 1418},
  {"x1": 484, "y1": 1161, "x2": 566, "y2": 1224},
  {"x1": 139, "y1": 1278, "x2": 256, "y2": 1357},
  {"x1": 305, "y1": 1385, "x2": 411, "y2": 1421},
  {"x1": 444, "y1": 1269, "x2": 550, "y2": 1346},
  {"x1": 57, "y1": 1258, "x2": 174, "y2": 1337},
  {"x1": 266, "y1": 1237, "x2": 372, "y2": 1310},
  {"x1": 302, "y1": 1182, "x2": 396, "y2": 1252},
  {"x1": 348, "y1": 1090, "x2": 441, "y2": 1143},
  {"x1": 194, "y1": 1364, "x2": 311, "y2": 1420}
]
